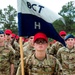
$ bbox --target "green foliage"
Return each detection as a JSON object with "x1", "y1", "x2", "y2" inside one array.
[
  {"x1": 53, "y1": 1, "x2": 75, "y2": 34},
  {"x1": 0, "y1": 5, "x2": 18, "y2": 34}
]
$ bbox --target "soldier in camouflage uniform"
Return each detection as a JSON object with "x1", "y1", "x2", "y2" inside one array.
[
  {"x1": 4, "y1": 29, "x2": 12, "y2": 44},
  {"x1": 49, "y1": 31, "x2": 66, "y2": 57},
  {"x1": 57, "y1": 34, "x2": 75, "y2": 75},
  {"x1": 4, "y1": 29, "x2": 15, "y2": 53},
  {"x1": 23, "y1": 36, "x2": 34, "y2": 57},
  {"x1": 0, "y1": 30, "x2": 14, "y2": 75},
  {"x1": 11, "y1": 33, "x2": 20, "y2": 75},
  {"x1": 4, "y1": 29, "x2": 20, "y2": 75},
  {"x1": 16, "y1": 32, "x2": 62, "y2": 75}
]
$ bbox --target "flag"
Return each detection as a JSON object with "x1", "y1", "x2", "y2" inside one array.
[{"x1": 17, "y1": 0, "x2": 66, "y2": 46}]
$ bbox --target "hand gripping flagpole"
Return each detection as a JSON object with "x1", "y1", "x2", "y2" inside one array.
[{"x1": 19, "y1": 37, "x2": 24, "y2": 75}]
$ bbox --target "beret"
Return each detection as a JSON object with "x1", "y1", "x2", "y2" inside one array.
[{"x1": 64, "y1": 34, "x2": 74, "y2": 41}]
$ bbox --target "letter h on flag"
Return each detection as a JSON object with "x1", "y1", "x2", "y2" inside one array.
[{"x1": 17, "y1": 0, "x2": 66, "y2": 46}]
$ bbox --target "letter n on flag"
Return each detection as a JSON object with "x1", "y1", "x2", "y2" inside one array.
[{"x1": 17, "y1": 0, "x2": 66, "y2": 46}]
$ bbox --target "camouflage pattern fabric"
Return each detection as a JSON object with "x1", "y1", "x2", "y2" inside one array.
[
  {"x1": 5, "y1": 41, "x2": 15, "y2": 53},
  {"x1": 13, "y1": 41, "x2": 20, "y2": 51},
  {"x1": 57, "y1": 47, "x2": 75, "y2": 75},
  {"x1": 23, "y1": 44, "x2": 34, "y2": 57},
  {"x1": 11, "y1": 41, "x2": 20, "y2": 75},
  {"x1": 0, "y1": 46, "x2": 14, "y2": 75},
  {"x1": 16, "y1": 54, "x2": 62, "y2": 75},
  {"x1": 49, "y1": 41, "x2": 63, "y2": 57},
  {"x1": 23, "y1": 42, "x2": 29, "y2": 47},
  {"x1": 46, "y1": 44, "x2": 51, "y2": 54}
]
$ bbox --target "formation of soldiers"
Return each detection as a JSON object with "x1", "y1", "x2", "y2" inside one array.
[{"x1": 0, "y1": 29, "x2": 75, "y2": 75}]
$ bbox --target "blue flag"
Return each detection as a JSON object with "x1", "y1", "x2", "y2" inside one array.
[{"x1": 17, "y1": 0, "x2": 66, "y2": 46}]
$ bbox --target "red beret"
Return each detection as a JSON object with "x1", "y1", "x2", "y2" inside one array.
[
  {"x1": 4, "y1": 29, "x2": 12, "y2": 35},
  {"x1": 11, "y1": 33, "x2": 16, "y2": 38},
  {"x1": 34, "y1": 32, "x2": 48, "y2": 42},
  {"x1": 59, "y1": 31, "x2": 66, "y2": 36},
  {"x1": 16, "y1": 35, "x2": 19, "y2": 40}
]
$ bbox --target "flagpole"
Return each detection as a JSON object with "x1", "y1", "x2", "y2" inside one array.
[{"x1": 19, "y1": 37, "x2": 24, "y2": 75}]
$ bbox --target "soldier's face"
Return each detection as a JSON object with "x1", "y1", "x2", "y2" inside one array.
[
  {"x1": 61, "y1": 35, "x2": 66, "y2": 39},
  {"x1": 0, "y1": 34, "x2": 5, "y2": 43},
  {"x1": 65, "y1": 38, "x2": 75, "y2": 48},
  {"x1": 34, "y1": 39, "x2": 48, "y2": 51},
  {"x1": 4, "y1": 34, "x2": 12, "y2": 41},
  {"x1": 28, "y1": 36, "x2": 34, "y2": 46}
]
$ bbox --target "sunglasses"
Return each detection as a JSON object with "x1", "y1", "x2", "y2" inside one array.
[{"x1": 35, "y1": 40, "x2": 47, "y2": 44}]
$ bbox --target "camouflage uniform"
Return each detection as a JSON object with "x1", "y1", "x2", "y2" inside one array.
[
  {"x1": 12, "y1": 41, "x2": 20, "y2": 51},
  {"x1": 0, "y1": 46, "x2": 14, "y2": 75},
  {"x1": 5, "y1": 41, "x2": 20, "y2": 75},
  {"x1": 5, "y1": 41, "x2": 15, "y2": 53},
  {"x1": 16, "y1": 53, "x2": 62, "y2": 75},
  {"x1": 49, "y1": 41, "x2": 63, "y2": 57},
  {"x1": 46, "y1": 44, "x2": 51, "y2": 54},
  {"x1": 23, "y1": 43, "x2": 34, "y2": 57},
  {"x1": 57, "y1": 47, "x2": 75, "y2": 75},
  {"x1": 23, "y1": 41, "x2": 29, "y2": 47},
  {"x1": 12, "y1": 40, "x2": 20, "y2": 75}
]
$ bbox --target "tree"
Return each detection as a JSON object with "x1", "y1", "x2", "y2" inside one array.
[
  {"x1": 53, "y1": 1, "x2": 75, "y2": 34},
  {"x1": 58, "y1": 1, "x2": 75, "y2": 33},
  {"x1": 0, "y1": 5, "x2": 18, "y2": 34}
]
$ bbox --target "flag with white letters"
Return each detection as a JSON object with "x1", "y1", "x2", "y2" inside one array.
[{"x1": 17, "y1": 0, "x2": 65, "y2": 46}]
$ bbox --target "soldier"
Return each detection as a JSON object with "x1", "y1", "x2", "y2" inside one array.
[
  {"x1": 0, "y1": 30, "x2": 14, "y2": 75},
  {"x1": 23, "y1": 36, "x2": 34, "y2": 47},
  {"x1": 11, "y1": 33, "x2": 20, "y2": 75},
  {"x1": 23, "y1": 36, "x2": 34, "y2": 57},
  {"x1": 11, "y1": 33, "x2": 20, "y2": 53},
  {"x1": 4, "y1": 29, "x2": 15, "y2": 53},
  {"x1": 4, "y1": 29, "x2": 20, "y2": 75},
  {"x1": 4, "y1": 29, "x2": 12, "y2": 44},
  {"x1": 15, "y1": 35, "x2": 19, "y2": 43},
  {"x1": 57, "y1": 34, "x2": 75, "y2": 75},
  {"x1": 49, "y1": 30, "x2": 66, "y2": 57},
  {"x1": 16, "y1": 32, "x2": 62, "y2": 75}
]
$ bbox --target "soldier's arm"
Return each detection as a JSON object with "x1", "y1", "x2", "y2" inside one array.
[
  {"x1": 55, "y1": 58, "x2": 63, "y2": 75},
  {"x1": 56, "y1": 49, "x2": 62, "y2": 63},
  {"x1": 9, "y1": 50, "x2": 15, "y2": 75},
  {"x1": 10, "y1": 64, "x2": 14, "y2": 75}
]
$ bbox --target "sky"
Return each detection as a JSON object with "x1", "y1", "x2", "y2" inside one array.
[{"x1": 0, "y1": 0, "x2": 75, "y2": 14}]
